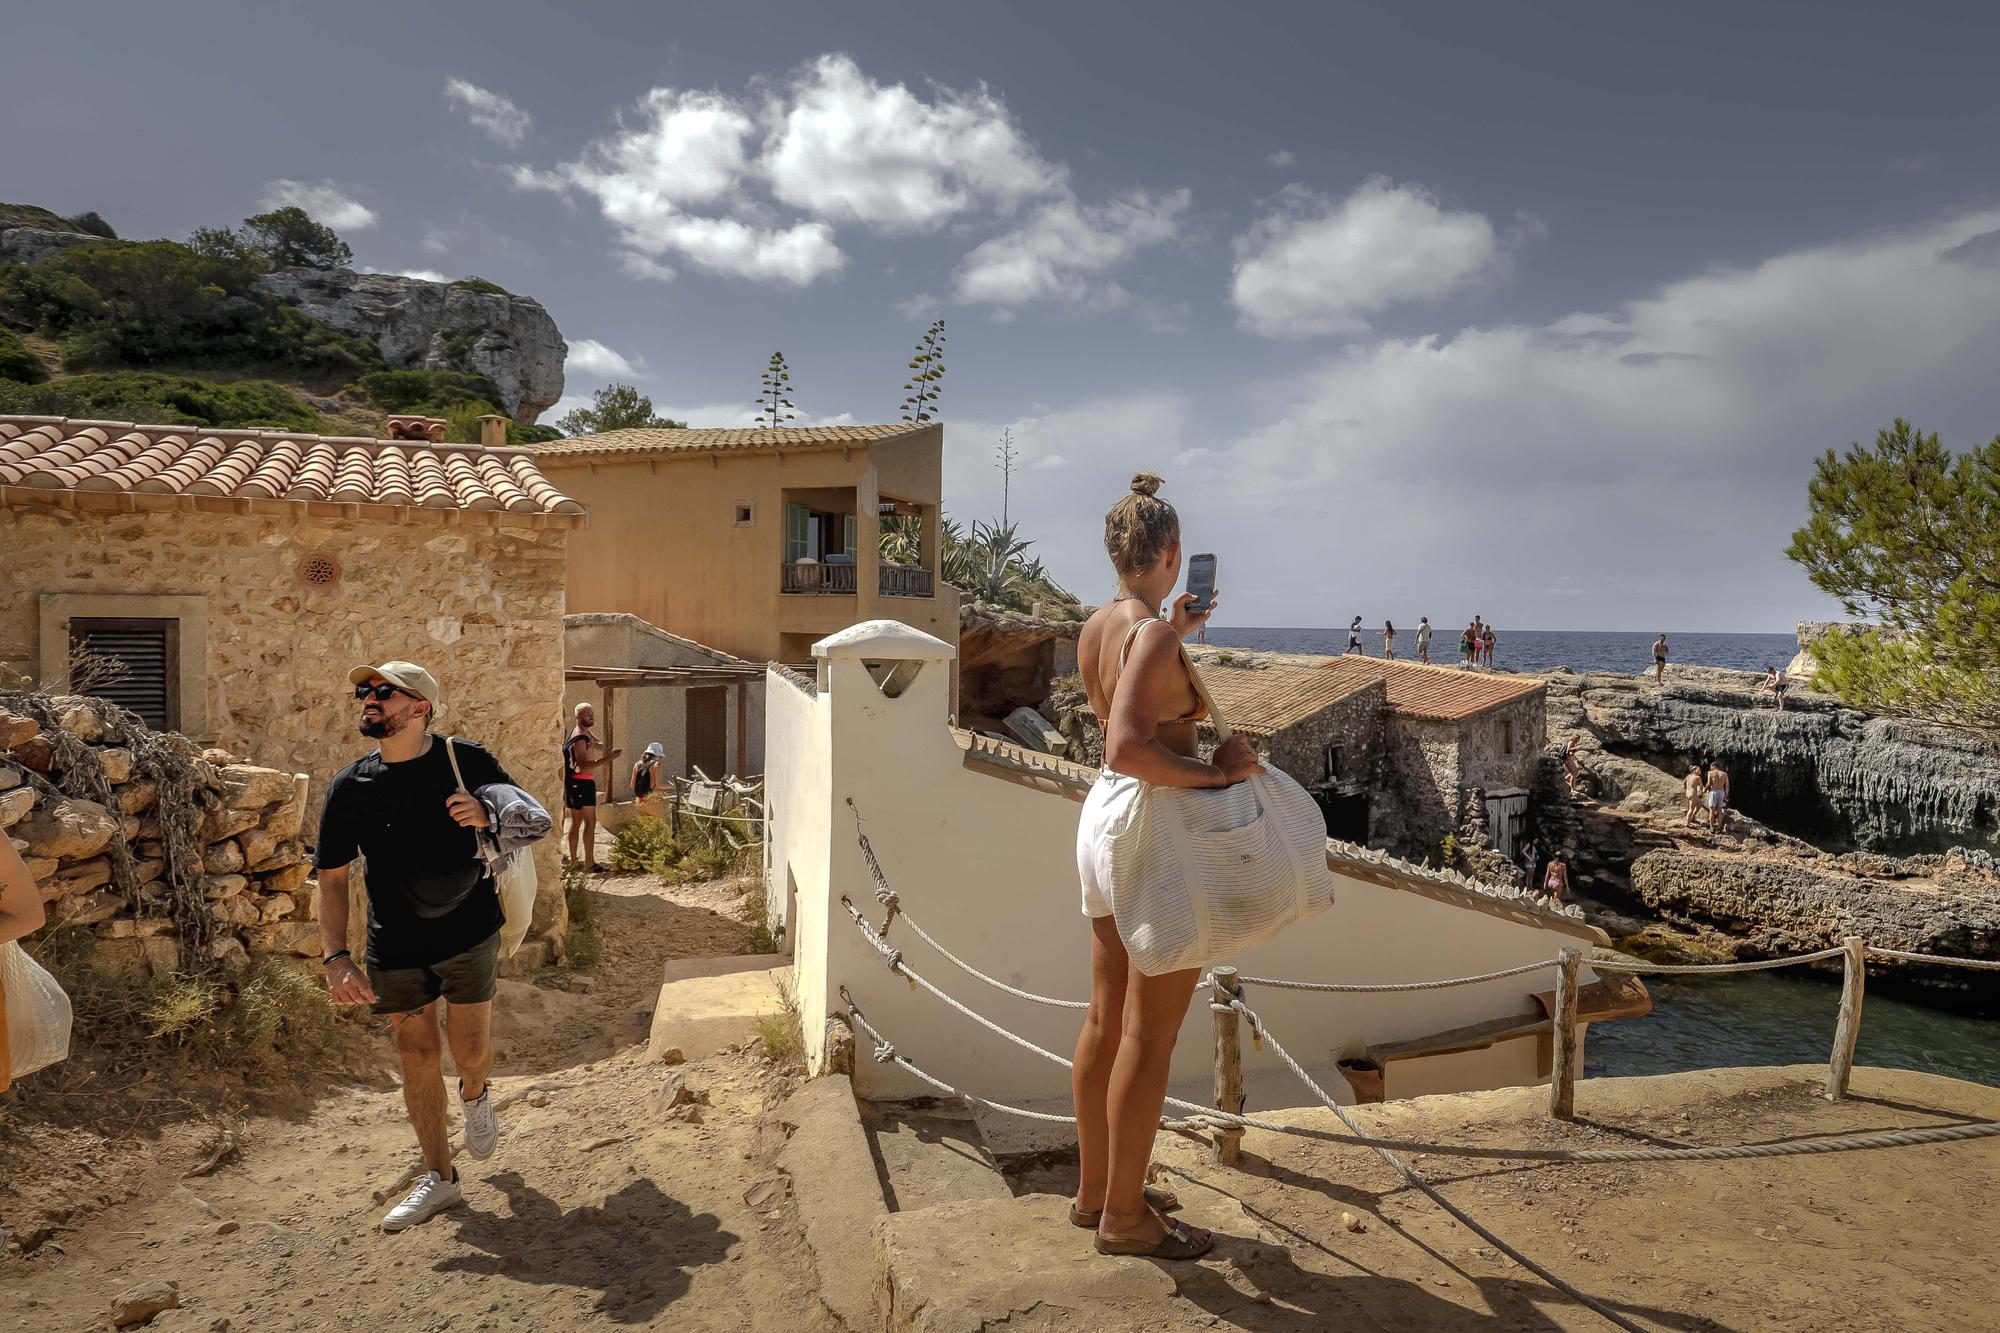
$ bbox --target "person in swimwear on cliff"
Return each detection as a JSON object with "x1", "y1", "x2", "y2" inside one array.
[{"x1": 1705, "y1": 761, "x2": 1731, "y2": 834}]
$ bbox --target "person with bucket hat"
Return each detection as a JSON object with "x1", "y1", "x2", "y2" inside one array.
[
  {"x1": 314, "y1": 660, "x2": 523, "y2": 1231},
  {"x1": 631, "y1": 741, "x2": 667, "y2": 810}
]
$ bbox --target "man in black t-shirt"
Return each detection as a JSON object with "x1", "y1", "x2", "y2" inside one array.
[{"x1": 315, "y1": 660, "x2": 515, "y2": 1232}]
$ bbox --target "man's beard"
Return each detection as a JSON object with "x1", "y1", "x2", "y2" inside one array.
[{"x1": 358, "y1": 712, "x2": 412, "y2": 740}]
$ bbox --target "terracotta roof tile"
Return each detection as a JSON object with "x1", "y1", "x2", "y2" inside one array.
[
  {"x1": 1315, "y1": 656, "x2": 1544, "y2": 722},
  {"x1": 1197, "y1": 663, "x2": 1382, "y2": 737},
  {"x1": 0, "y1": 416, "x2": 585, "y2": 521},
  {"x1": 536, "y1": 422, "x2": 934, "y2": 462}
]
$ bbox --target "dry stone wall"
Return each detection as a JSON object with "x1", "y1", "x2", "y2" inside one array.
[{"x1": 2, "y1": 696, "x2": 316, "y2": 976}]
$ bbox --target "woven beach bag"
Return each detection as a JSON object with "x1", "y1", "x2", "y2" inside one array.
[
  {"x1": 3, "y1": 939, "x2": 73, "y2": 1082},
  {"x1": 1101, "y1": 623, "x2": 1337, "y2": 975}
]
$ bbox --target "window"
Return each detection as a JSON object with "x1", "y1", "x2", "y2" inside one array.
[
  {"x1": 843, "y1": 514, "x2": 858, "y2": 559},
  {"x1": 1322, "y1": 744, "x2": 1343, "y2": 783},
  {"x1": 734, "y1": 500, "x2": 755, "y2": 527},
  {"x1": 70, "y1": 617, "x2": 179, "y2": 731},
  {"x1": 785, "y1": 502, "x2": 809, "y2": 562},
  {"x1": 1501, "y1": 720, "x2": 1515, "y2": 755}
]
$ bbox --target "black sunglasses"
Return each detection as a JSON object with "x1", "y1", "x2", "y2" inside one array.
[{"x1": 354, "y1": 682, "x2": 417, "y2": 702}]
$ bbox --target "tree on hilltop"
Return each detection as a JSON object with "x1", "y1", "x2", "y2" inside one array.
[
  {"x1": 554, "y1": 382, "x2": 683, "y2": 436},
  {"x1": 1786, "y1": 418, "x2": 2000, "y2": 731},
  {"x1": 187, "y1": 206, "x2": 353, "y2": 271}
]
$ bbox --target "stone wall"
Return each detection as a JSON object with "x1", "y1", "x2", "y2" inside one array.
[
  {"x1": 0, "y1": 505, "x2": 573, "y2": 961},
  {"x1": 2, "y1": 697, "x2": 315, "y2": 976},
  {"x1": 1373, "y1": 715, "x2": 1464, "y2": 861},
  {"x1": 1247, "y1": 679, "x2": 1386, "y2": 796},
  {"x1": 1458, "y1": 692, "x2": 1547, "y2": 797}
]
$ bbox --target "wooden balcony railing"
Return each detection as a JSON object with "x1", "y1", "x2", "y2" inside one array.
[
  {"x1": 781, "y1": 561, "x2": 857, "y2": 595},
  {"x1": 879, "y1": 563, "x2": 934, "y2": 598}
]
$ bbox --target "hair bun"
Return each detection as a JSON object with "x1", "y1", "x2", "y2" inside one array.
[{"x1": 1129, "y1": 472, "x2": 1164, "y2": 497}]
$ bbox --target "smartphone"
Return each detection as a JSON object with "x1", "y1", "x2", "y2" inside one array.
[{"x1": 1186, "y1": 553, "x2": 1217, "y2": 615}]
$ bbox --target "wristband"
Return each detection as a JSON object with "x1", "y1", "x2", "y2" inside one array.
[{"x1": 322, "y1": 949, "x2": 352, "y2": 967}]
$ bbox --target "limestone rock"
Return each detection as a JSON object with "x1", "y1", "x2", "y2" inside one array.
[
  {"x1": 248, "y1": 839, "x2": 304, "y2": 874},
  {"x1": 48, "y1": 856, "x2": 112, "y2": 897},
  {"x1": 203, "y1": 840, "x2": 246, "y2": 874},
  {"x1": 0, "y1": 786, "x2": 34, "y2": 828},
  {"x1": 203, "y1": 873, "x2": 249, "y2": 900},
  {"x1": 289, "y1": 887, "x2": 317, "y2": 921},
  {"x1": 218, "y1": 764, "x2": 294, "y2": 811},
  {"x1": 201, "y1": 747, "x2": 242, "y2": 767},
  {"x1": 51, "y1": 696, "x2": 114, "y2": 742},
  {"x1": 214, "y1": 895, "x2": 260, "y2": 927},
  {"x1": 0, "y1": 764, "x2": 18, "y2": 790},
  {"x1": 15, "y1": 796, "x2": 120, "y2": 859},
  {"x1": 210, "y1": 934, "x2": 251, "y2": 976},
  {"x1": 98, "y1": 746, "x2": 134, "y2": 783},
  {"x1": 0, "y1": 709, "x2": 38, "y2": 749},
  {"x1": 262, "y1": 778, "x2": 309, "y2": 840},
  {"x1": 95, "y1": 936, "x2": 179, "y2": 979},
  {"x1": 254, "y1": 267, "x2": 565, "y2": 420},
  {"x1": 101, "y1": 916, "x2": 175, "y2": 939},
  {"x1": 238, "y1": 826, "x2": 279, "y2": 867},
  {"x1": 51, "y1": 889, "x2": 122, "y2": 926},
  {"x1": 9, "y1": 730, "x2": 53, "y2": 772},
  {"x1": 110, "y1": 1280, "x2": 180, "y2": 1328},
  {"x1": 119, "y1": 780, "x2": 159, "y2": 815},
  {"x1": 201, "y1": 807, "x2": 260, "y2": 843},
  {"x1": 258, "y1": 893, "x2": 296, "y2": 922},
  {"x1": 0, "y1": 225, "x2": 100, "y2": 264},
  {"x1": 259, "y1": 863, "x2": 311, "y2": 894},
  {"x1": 25, "y1": 856, "x2": 56, "y2": 882},
  {"x1": 245, "y1": 920, "x2": 319, "y2": 957}
]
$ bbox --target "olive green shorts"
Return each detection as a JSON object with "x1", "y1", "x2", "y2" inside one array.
[{"x1": 367, "y1": 931, "x2": 500, "y2": 1015}]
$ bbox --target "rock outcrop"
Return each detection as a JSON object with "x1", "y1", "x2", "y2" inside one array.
[
  {"x1": 0, "y1": 226, "x2": 99, "y2": 265},
  {"x1": 1629, "y1": 845, "x2": 2000, "y2": 1006},
  {"x1": 254, "y1": 267, "x2": 565, "y2": 421},
  {"x1": 1543, "y1": 667, "x2": 2000, "y2": 855}
]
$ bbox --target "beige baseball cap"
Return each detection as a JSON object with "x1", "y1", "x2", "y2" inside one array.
[{"x1": 348, "y1": 660, "x2": 444, "y2": 719}]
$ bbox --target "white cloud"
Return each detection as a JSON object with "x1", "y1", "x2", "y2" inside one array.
[
  {"x1": 565, "y1": 338, "x2": 640, "y2": 379},
  {"x1": 954, "y1": 189, "x2": 1190, "y2": 307},
  {"x1": 257, "y1": 179, "x2": 377, "y2": 230},
  {"x1": 1231, "y1": 176, "x2": 1501, "y2": 338},
  {"x1": 1266, "y1": 149, "x2": 1295, "y2": 168},
  {"x1": 517, "y1": 85, "x2": 844, "y2": 286},
  {"x1": 444, "y1": 77, "x2": 533, "y2": 146},
  {"x1": 760, "y1": 54, "x2": 1063, "y2": 230}
]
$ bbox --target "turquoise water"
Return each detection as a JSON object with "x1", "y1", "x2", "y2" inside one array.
[{"x1": 1588, "y1": 970, "x2": 2000, "y2": 1089}]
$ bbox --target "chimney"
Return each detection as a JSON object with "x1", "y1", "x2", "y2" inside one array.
[{"x1": 477, "y1": 414, "x2": 511, "y2": 447}]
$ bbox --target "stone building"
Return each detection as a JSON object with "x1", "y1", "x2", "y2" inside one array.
[
  {"x1": 956, "y1": 602, "x2": 1081, "y2": 732},
  {"x1": 1197, "y1": 663, "x2": 1387, "y2": 842},
  {"x1": 562, "y1": 613, "x2": 766, "y2": 796},
  {"x1": 537, "y1": 424, "x2": 958, "y2": 666},
  {"x1": 1314, "y1": 657, "x2": 1547, "y2": 861},
  {"x1": 0, "y1": 414, "x2": 586, "y2": 960}
]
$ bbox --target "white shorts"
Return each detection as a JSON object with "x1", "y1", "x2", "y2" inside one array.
[
  {"x1": 1706, "y1": 790, "x2": 1726, "y2": 810},
  {"x1": 1077, "y1": 770, "x2": 1142, "y2": 918}
]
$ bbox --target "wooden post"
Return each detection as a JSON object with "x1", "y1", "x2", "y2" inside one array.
[
  {"x1": 1550, "y1": 947, "x2": 1580, "y2": 1120},
  {"x1": 1826, "y1": 936, "x2": 1867, "y2": 1101},
  {"x1": 1211, "y1": 966, "x2": 1245, "y2": 1166},
  {"x1": 599, "y1": 682, "x2": 616, "y2": 802},
  {"x1": 735, "y1": 679, "x2": 748, "y2": 779}
]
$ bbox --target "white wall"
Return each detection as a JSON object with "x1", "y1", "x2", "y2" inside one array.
[{"x1": 769, "y1": 625, "x2": 1605, "y2": 1110}]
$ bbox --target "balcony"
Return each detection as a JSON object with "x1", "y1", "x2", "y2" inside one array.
[
  {"x1": 879, "y1": 563, "x2": 934, "y2": 598},
  {"x1": 782, "y1": 561, "x2": 857, "y2": 595}
]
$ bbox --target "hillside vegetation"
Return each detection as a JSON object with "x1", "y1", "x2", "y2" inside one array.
[{"x1": 0, "y1": 203, "x2": 557, "y2": 443}]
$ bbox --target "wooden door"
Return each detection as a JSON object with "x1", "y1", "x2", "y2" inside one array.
[{"x1": 686, "y1": 686, "x2": 728, "y2": 779}]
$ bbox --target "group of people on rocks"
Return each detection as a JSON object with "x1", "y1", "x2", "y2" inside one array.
[
  {"x1": 1514, "y1": 838, "x2": 1569, "y2": 905},
  {"x1": 1347, "y1": 614, "x2": 1496, "y2": 667}
]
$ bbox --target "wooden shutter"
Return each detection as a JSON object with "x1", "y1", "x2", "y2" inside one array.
[
  {"x1": 686, "y1": 686, "x2": 728, "y2": 779},
  {"x1": 843, "y1": 514, "x2": 857, "y2": 558},
  {"x1": 69, "y1": 617, "x2": 179, "y2": 731},
  {"x1": 785, "y1": 503, "x2": 809, "y2": 562}
]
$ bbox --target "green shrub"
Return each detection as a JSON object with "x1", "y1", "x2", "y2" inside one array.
[
  {"x1": 346, "y1": 368, "x2": 506, "y2": 413},
  {"x1": 451, "y1": 276, "x2": 512, "y2": 297},
  {"x1": 0, "y1": 238, "x2": 381, "y2": 376},
  {"x1": 0, "y1": 326, "x2": 47, "y2": 383},
  {"x1": 610, "y1": 814, "x2": 681, "y2": 876},
  {"x1": 561, "y1": 861, "x2": 602, "y2": 972},
  {"x1": 0, "y1": 371, "x2": 321, "y2": 430}
]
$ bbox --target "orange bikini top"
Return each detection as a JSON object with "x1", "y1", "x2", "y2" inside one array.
[{"x1": 1117, "y1": 616, "x2": 1208, "y2": 724}]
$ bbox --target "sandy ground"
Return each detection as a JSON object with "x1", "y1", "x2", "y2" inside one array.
[
  {"x1": 1, "y1": 861, "x2": 838, "y2": 1333},
  {"x1": 970, "y1": 1064, "x2": 2000, "y2": 1332}
]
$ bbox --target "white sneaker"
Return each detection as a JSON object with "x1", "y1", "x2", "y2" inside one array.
[
  {"x1": 462, "y1": 1083, "x2": 499, "y2": 1159},
  {"x1": 381, "y1": 1170, "x2": 462, "y2": 1232}
]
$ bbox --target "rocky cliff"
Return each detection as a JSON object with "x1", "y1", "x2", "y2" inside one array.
[
  {"x1": 1544, "y1": 667, "x2": 2000, "y2": 855},
  {"x1": 0, "y1": 227, "x2": 566, "y2": 422},
  {"x1": 254, "y1": 268, "x2": 564, "y2": 421}
]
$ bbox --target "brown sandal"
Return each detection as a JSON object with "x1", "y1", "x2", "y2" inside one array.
[
  {"x1": 1068, "y1": 1183, "x2": 1181, "y2": 1228},
  {"x1": 1093, "y1": 1217, "x2": 1214, "y2": 1260}
]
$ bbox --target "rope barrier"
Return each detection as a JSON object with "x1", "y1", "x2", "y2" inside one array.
[
  {"x1": 1867, "y1": 946, "x2": 2000, "y2": 970},
  {"x1": 1586, "y1": 947, "x2": 1846, "y2": 974},
  {"x1": 1236, "y1": 958, "x2": 1558, "y2": 993}
]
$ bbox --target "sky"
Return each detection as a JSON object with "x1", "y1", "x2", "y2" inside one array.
[{"x1": 6, "y1": 0, "x2": 1999, "y2": 632}]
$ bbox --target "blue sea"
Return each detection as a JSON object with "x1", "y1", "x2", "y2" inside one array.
[{"x1": 1204, "y1": 627, "x2": 1799, "y2": 675}]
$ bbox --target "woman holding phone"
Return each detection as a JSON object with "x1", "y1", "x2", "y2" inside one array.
[{"x1": 1069, "y1": 473, "x2": 1261, "y2": 1260}]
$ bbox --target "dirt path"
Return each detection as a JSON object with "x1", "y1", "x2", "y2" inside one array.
[{"x1": 2, "y1": 869, "x2": 838, "y2": 1333}]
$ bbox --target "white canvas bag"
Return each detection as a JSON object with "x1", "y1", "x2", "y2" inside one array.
[
  {"x1": 3, "y1": 939, "x2": 73, "y2": 1081},
  {"x1": 442, "y1": 738, "x2": 539, "y2": 959},
  {"x1": 1101, "y1": 621, "x2": 1337, "y2": 975}
]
